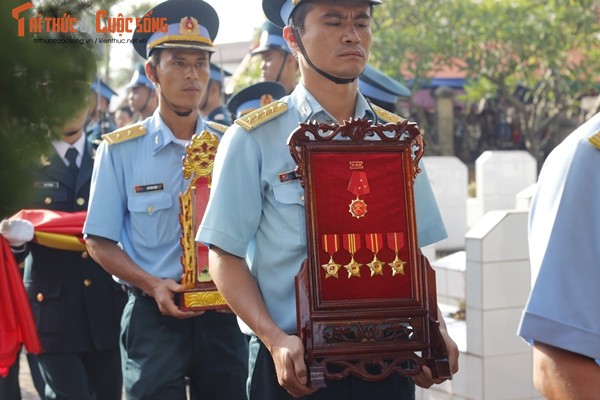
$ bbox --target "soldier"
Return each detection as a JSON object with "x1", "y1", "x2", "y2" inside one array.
[
  {"x1": 358, "y1": 64, "x2": 410, "y2": 114},
  {"x1": 3, "y1": 101, "x2": 126, "y2": 400},
  {"x1": 198, "y1": 0, "x2": 459, "y2": 398},
  {"x1": 85, "y1": 79, "x2": 117, "y2": 145},
  {"x1": 201, "y1": 63, "x2": 233, "y2": 126},
  {"x1": 226, "y1": 80, "x2": 287, "y2": 119},
  {"x1": 252, "y1": 21, "x2": 299, "y2": 94},
  {"x1": 518, "y1": 111, "x2": 600, "y2": 399},
  {"x1": 126, "y1": 63, "x2": 158, "y2": 122},
  {"x1": 83, "y1": 0, "x2": 248, "y2": 399}
]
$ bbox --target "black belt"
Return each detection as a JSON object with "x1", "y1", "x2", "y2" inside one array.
[{"x1": 127, "y1": 285, "x2": 150, "y2": 297}]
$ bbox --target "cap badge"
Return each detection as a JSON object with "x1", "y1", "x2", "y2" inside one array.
[
  {"x1": 260, "y1": 94, "x2": 274, "y2": 108},
  {"x1": 180, "y1": 16, "x2": 200, "y2": 35}
]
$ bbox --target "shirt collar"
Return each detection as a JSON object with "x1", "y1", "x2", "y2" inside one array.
[
  {"x1": 289, "y1": 82, "x2": 377, "y2": 124},
  {"x1": 148, "y1": 110, "x2": 206, "y2": 154},
  {"x1": 52, "y1": 132, "x2": 86, "y2": 162}
]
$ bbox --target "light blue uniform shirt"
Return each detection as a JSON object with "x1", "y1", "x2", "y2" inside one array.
[
  {"x1": 198, "y1": 83, "x2": 447, "y2": 334},
  {"x1": 84, "y1": 111, "x2": 215, "y2": 281},
  {"x1": 518, "y1": 112, "x2": 600, "y2": 361}
]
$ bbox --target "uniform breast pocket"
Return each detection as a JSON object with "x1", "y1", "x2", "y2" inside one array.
[
  {"x1": 31, "y1": 186, "x2": 67, "y2": 209},
  {"x1": 127, "y1": 191, "x2": 174, "y2": 247},
  {"x1": 26, "y1": 281, "x2": 62, "y2": 334},
  {"x1": 272, "y1": 182, "x2": 306, "y2": 248}
]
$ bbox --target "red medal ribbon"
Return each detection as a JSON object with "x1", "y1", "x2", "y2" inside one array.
[
  {"x1": 366, "y1": 233, "x2": 383, "y2": 254},
  {"x1": 386, "y1": 232, "x2": 405, "y2": 253},
  {"x1": 342, "y1": 233, "x2": 361, "y2": 255},
  {"x1": 347, "y1": 171, "x2": 370, "y2": 197},
  {"x1": 322, "y1": 234, "x2": 339, "y2": 255}
]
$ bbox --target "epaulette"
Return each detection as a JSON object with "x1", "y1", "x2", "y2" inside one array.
[
  {"x1": 588, "y1": 130, "x2": 600, "y2": 150},
  {"x1": 371, "y1": 104, "x2": 406, "y2": 124},
  {"x1": 235, "y1": 101, "x2": 288, "y2": 132},
  {"x1": 101, "y1": 124, "x2": 146, "y2": 145},
  {"x1": 205, "y1": 120, "x2": 229, "y2": 134}
]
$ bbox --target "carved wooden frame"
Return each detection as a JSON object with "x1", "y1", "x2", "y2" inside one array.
[
  {"x1": 288, "y1": 118, "x2": 450, "y2": 388},
  {"x1": 179, "y1": 131, "x2": 228, "y2": 311}
]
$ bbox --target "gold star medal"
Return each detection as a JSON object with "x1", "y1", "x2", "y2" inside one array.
[
  {"x1": 366, "y1": 233, "x2": 384, "y2": 276},
  {"x1": 389, "y1": 255, "x2": 406, "y2": 276},
  {"x1": 386, "y1": 232, "x2": 406, "y2": 276},
  {"x1": 342, "y1": 233, "x2": 362, "y2": 278},
  {"x1": 321, "y1": 234, "x2": 341, "y2": 279}
]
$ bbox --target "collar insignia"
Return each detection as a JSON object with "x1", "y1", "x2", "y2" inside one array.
[{"x1": 40, "y1": 154, "x2": 51, "y2": 166}]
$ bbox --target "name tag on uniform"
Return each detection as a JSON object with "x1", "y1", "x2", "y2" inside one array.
[
  {"x1": 278, "y1": 170, "x2": 298, "y2": 183},
  {"x1": 34, "y1": 181, "x2": 59, "y2": 189},
  {"x1": 134, "y1": 183, "x2": 164, "y2": 193}
]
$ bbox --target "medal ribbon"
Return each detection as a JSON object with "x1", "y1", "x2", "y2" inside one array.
[
  {"x1": 366, "y1": 233, "x2": 383, "y2": 254},
  {"x1": 342, "y1": 233, "x2": 361, "y2": 255},
  {"x1": 347, "y1": 171, "x2": 370, "y2": 197},
  {"x1": 386, "y1": 232, "x2": 405, "y2": 253},
  {"x1": 322, "y1": 234, "x2": 339, "y2": 255}
]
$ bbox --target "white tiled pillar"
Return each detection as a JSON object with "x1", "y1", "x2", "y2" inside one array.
[{"x1": 475, "y1": 151, "x2": 537, "y2": 216}]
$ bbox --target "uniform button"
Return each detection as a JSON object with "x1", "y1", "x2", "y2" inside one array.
[
  {"x1": 76, "y1": 197, "x2": 85, "y2": 206},
  {"x1": 44, "y1": 197, "x2": 52, "y2": 205},
  {"x1": 146, "y1": 206, "x2": 154, "y2": 214},
  {"x1": 83, "y1": 279, "x2": 92, "y2": 287},
  {"x1": 81, "y1": 251, "x2": 89, "y2": 259},
  {"x1": 36, "y1": 293, "x2": 44, "y2": 302}
]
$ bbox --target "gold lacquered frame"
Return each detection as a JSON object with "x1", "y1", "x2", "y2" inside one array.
[{"x1": 179, "y1": 130, "x2": 228, "y2": 310}]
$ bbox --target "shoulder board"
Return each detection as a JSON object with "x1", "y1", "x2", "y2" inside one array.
[
  {"x1": 371, "y1": 104, "x2": 406, "y2": 124},
  {"x1": 101, "y1": 124, "x2": 146, "y2": 145},
  {"x1": 588, "y1": 130, "x2": 600, "y2": 150},
  {"x1": 205, "y1": 120, "x2": 229, "y2": 134},
  {"x1": 235, "y1": 101, "x2": 288, "y2": 132}
]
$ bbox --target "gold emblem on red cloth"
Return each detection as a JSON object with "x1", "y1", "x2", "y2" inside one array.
[
  {"x1": 347, "y1": 161, "x2": 370, "y2": 219},
  {"x1": 180, "y1": 16, "x2": 200, "y2": 35},
  {"x1": 366, "y1": 233, "x2": 384, "y2": 276},
  {"x1": 343, "y1": 233, "x2": 362, "y2": 278},
  {"x1": 321, "y1": 234, "x2": 341, "y2": 279},
  {"x1": 387, "y1": 232, "x2": 406, "y2": 276},
  {"x1": 389, "y1": 256, "x2": 406, "y2": 276}
]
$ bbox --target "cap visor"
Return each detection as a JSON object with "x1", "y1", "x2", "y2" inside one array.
[{"x1": 154, "y1": 42, "x2": 216, "y2": 53}]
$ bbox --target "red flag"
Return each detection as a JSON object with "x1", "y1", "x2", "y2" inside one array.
[
  {"x1": 11, "y1": 209, "x2": 87, "y2": 251},
  {"x1": 0, "y1": 237, "x2": 42, "y2": 377}
]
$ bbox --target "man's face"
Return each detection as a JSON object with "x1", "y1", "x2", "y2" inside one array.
[
  {"x1": 127, "y1": 86, "x2": 153, "y2": 113},
  {"x1": 299, "y1": 2, "x2": 372, "y2": 80},
  {"x1": 154, "y1": 48, "x2": 210, "y2": 113},
  {"x1": 258, "y1": 48, "x2": 288, "y2": 82}
]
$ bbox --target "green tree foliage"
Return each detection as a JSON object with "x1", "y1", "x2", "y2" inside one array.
[
  {"x1": 0, "y1": 0, "x2": 98, "y2": 216},
  {"x1": 371, "y1": 0, "x2": 600, "y2": 165}
]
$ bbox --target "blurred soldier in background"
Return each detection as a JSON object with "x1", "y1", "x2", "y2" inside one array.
[
  {"x1": 201, "y1": 63, "x2": 233, "y2": 127},
  {"x1": 226, "y1": 80, "x2": 287, "y2": 119},
  {"x1": 126, "y1": 64, "x2": 158, "y2": 122},
  {"x1": 85, "y1": 80, "x2": 117, "y2": 145},
  {"x1": 251, "y1": 21, "x2": 298, "y2": 94}
]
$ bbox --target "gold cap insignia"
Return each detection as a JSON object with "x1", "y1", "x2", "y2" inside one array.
[
  {"x1": 260, "y1": 94, "x2": 274, "y2": 108},
  {"x1": 180, "y1": 17, "x2": 200, "y2": 35}
]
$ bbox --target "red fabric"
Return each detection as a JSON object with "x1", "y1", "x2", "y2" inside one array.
[
  {"x1": 310, "y1": 152, "x2": 415, "y2": 302},
  {"x1": 195, "y1": 178, "x2": 210, "y2": 274},
  {"x1": 11, "y1": 209, "x2": 86, "y2": 241},
  {"x1": 0, "y1": 237, "x2": 42, "y2": 377}
]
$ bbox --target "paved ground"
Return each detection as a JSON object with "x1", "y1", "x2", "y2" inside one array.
[{"x1": 18, "y1": 351, "x2": 41, "y2": 400}]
